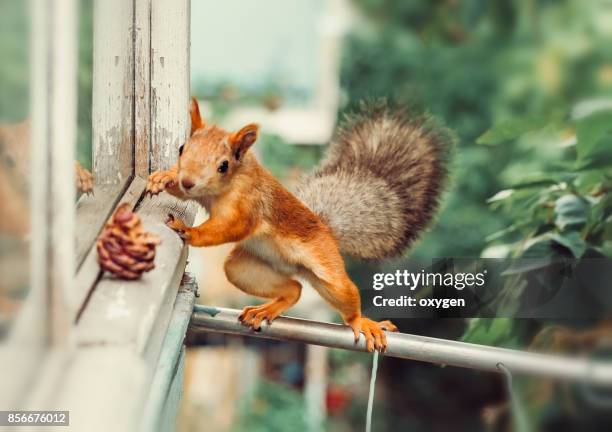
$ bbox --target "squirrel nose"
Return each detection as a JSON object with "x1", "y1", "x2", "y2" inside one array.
[{"x1": 181, "y1": 178, "x2": 195, "y2": 190}]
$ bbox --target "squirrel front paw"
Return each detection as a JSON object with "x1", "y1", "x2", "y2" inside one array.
[
  {"x1": 75, "y1": 161, "x2": 94, "y2": 194},
  {"x1": 347, "y1": 316, "x2": 398, "y2": 352},
  {"x1": 147, "y1": 170, "x2": 177, "y2": 196},
  {"x1": 165, "y1": 214, "x2": 191, "y2": 242}
]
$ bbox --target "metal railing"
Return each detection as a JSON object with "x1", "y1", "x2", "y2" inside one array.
[{"x1": 190, "y1": 305, "x2": 612, "y2": 387}]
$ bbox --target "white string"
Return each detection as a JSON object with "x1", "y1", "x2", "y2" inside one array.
[
  {"x1": 497, "y1": 363, "x2": 530, "y2": 432},
  {"x1": 365, "y1": 350, "x2": 380, "y2": 432}
]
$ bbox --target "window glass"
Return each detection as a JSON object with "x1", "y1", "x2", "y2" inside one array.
[
  {"x1": 0, "y1": 0, "x2": 92, "y2": 340},
  {"x1": 77, "y1": 0, "x2": 94, "y2": 175},
  {"x1": 0, "y1": 0, "x2": 32, "y2": 339}
]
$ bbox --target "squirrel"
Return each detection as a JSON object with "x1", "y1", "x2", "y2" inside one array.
[
  {"x1": 146, "y1": 98, "x2": 451, "y2": 352},
  {"x1": 0, "y1": 119, "x2": 94, "y2": 318},
  {"x1": 0, "y1": 120, "x2": 94, "y2": 236}
]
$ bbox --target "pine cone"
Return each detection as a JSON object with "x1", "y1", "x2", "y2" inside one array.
[{"x1": 96, "y1": 203, "x2": 161, "y2": 280}]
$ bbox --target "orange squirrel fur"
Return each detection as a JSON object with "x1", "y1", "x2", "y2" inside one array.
[
  {"x1": 146, "y1": 98, "x2": 451, "y2": 351},
  {"x1": 0, "y1": 120, "x2": 93, "y2": 236},
  {"x1": 0, "y1": 120, "x2": 94, "y2": 318}
]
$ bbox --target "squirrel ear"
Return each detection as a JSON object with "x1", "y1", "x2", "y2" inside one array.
[
  {"x1": 190, "y1": 97, "x2": 205, "y2": 136},
  {"x1": 230, "y1": 123, "x2": 259, "y2": 160}
]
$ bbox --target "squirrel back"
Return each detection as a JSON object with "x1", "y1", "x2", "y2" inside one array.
[{"x1": 295, "y1": 102, "x2": 452, "y2": 260}]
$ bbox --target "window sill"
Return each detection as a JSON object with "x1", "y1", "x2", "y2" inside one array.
[{"x1": 21, "y1": 175, "x2": 198, "y2": 430}]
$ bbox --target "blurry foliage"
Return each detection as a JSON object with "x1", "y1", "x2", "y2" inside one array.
[
  {"x1": 0, "y1": 0, "x2": 29, "y2": 121},
  {"x1": 482, "y1": 109, "x2": 612, "y2": 260},
  {"x1": 258, "y1": 134, "x2": 324, "y2": 181},
  {"x1": 341, "y1": 0, "x2": 612, "y2": 259},
  {"x1": 342, "y1": 0, "x2": 612, "y2": 333},
  {"x1": 462, "y1": 317, "x2": 527, "y2": 349},
  {"x1": 466, "y1": 109, "x2": 612, "y2": 343},
  {"x1": 338, "y1": 0, "x2": 612, "y2": 430},
  {"x1": 234, "y1": 380, "x2": 311, "y2": 432},
  {"x1": 76, "y1": 0, "x2": 93, "y2": 170}
]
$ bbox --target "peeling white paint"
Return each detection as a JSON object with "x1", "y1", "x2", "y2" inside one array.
[{"x1": 105, "y1": 287, "x2": 132, "y2": 320}]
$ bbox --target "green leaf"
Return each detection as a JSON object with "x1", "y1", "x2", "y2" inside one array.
[
  {"x1": 501, "y1": 233, "x2": 578, "y2": 275},
  {"x1": 554, "y1": 194, "x2": 589, "y2": 229},
  {"x1": 501, "y1": 258, "x2": 554, "y2": 275},
  {"x1": 487, "y1": 189, "x2": 514, "y2": 203},
  {"x1": 485, "y1": 224, "x2": 519, "y2": 242},
  {"x1": 461, "y1": 318, "x2": 519, "y2": 348},
  {"x1": 501, "y1": 238, "x2": 558, "y2": 275},
  {"x1": 599, "y1": 240, "x2": 612, "y2": 257},
  {"x1": 476, "y1": 115, "x2": 559, "y2": 145},
  {"x1": 574, "y1": 110, "x2": 612, "y2": 171},
  {"x1": 509, "y1": 172, "x2": 574, "y2": 190},
  {"x1": 574, "y1": 171, "x2": 605, "y2": 190},
  {"x1": 576, "y1": 110, "x2": 612, "y2": 159},
  {"x1": 574, "y1": 130, "x2": 612, "y2": 170},
  {"x1": 509, "y1": 177, "x2": 559, "y2": 190},
  {"x1": 549, "y1": 231, "x2": 586, "y2": 258}
]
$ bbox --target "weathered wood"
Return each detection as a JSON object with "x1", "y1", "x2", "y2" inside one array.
[
  {"x1": 40, "y1": 2, "x2": 196, "y2": 429},
  {"x1": 135, "y1": 0, "x2": 152, "y2": 178},
  {"x1": 74, "y1": 179, "x2": 131, "y2": 269},
  {"x1": 49, "y1": 0, "x2": 78, "y2": 344},
  {"x1": 76, "y1": 194, "x2": 196, "y2": 349},
  {"x1": 26, "y1": 0, "x2": 51, "y2": 345},
  {"x1": 54, "y1": 347, "x2": 148, "y2": 432},
  {"x1": 74, "y1": 194, "x2": 196, "y2": 432},
  {"x1": 73, "y1": 176, "x2": 146, "y2": 320},
  {"x1": 21, "y1": 350, "x2": 72, "y2": 411},
  {"x1": 150, "y1": 0, "x2": 190, "y2": 171},
  {"x1": 55, "y1": 278, "x2": 192, "y2": 432},
  {"x1": 92, "y1": 0, "x2": 134, "y2": 184}
]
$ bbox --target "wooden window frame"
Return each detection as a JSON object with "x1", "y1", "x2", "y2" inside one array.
[
  {"x1": 68, "y1": 0, "x2": 196, "y2": 429},
  {"x1": 1, "y1": 0, "x2": 196, "y2": 428}
]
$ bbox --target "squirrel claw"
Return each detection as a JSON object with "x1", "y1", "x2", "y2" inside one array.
[
  {"x1": 165, "y1": 214, "x2": 191, "y2": 242},
  {"x1": 147, "y1": 170, "x2": 177, "y2": 196},
  {"x1": 348, "y1": 316, "x2": 397, "y2": 353},
  {"x1": 177, "y1": 231, "x2": 191, "y2": 241},
  {"x1": 239, "y1": 303, "x2": 286, "y2": 331}
]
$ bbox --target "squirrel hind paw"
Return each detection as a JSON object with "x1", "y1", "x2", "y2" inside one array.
[{"x1": 349, "y1": 317, "x2": 396, "y2": 352}]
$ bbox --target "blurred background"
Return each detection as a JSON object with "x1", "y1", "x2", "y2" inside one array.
[
  {"x1": 181, "y1": 1, "x2": 612, "y2": 431},
  {"x1": 1, "y1": 0, "x2": 611, "y2": 431}
]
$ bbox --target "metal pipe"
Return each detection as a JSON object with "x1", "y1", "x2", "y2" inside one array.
[{"x1": 190, "y1": 305, "x2": 612, "y2": 387}]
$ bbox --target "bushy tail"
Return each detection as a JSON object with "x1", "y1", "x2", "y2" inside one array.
[{"x1": 296, "y1": 102, "x2": 452, "y2": 260}]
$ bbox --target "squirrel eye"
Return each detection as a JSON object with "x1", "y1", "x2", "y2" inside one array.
[
  {"x1": 178, "y1": 144, "x2": 185, "y2": 156},
  {"x1": 218, "y1": 160, "x2": 229, "y2": 173}
]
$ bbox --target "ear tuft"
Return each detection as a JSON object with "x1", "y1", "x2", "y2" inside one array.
[
  {"x1": 190, "y1": 97, "x2": 204, "y2": 135},
  {"x1": 231, "y1": 123, "x2": 259, "y2": 160}
]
